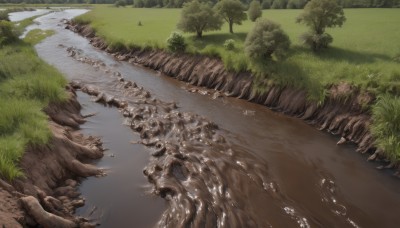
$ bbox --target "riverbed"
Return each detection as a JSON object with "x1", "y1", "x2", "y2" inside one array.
[{"x1": 13, "y1": 9, "x2": 400, "y2": 228}]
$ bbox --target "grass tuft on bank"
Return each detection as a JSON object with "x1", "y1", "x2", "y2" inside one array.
[{"x1": 0, "y1": 23, "x2": 66, "y2": 180}]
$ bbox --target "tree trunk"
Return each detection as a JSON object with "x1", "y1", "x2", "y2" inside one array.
[
  {"x1": 196, "y1": 30, "x2": 202, "y2": 38},
  {"x1": 229, "y1": 21, "x2": 233, "y2": 33}
]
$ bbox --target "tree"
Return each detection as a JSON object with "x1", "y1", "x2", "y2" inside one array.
[
  {"x1": 296, "y1": 0, "x2": 346, "y2": 51},
  {"x1": 114, "y1": 0, "x2": 127, "y2": 7},
  {"x1": 215, "y1": 0, "x2": 247, "y2": 33},
  {"x1": 177, "y1": 0, "x2": 223, "y2": 38},
  {"x1": 244, "y1": 19, "x2": 290, "y2": 61},
  {"x1": 248, "y1": 0, "x2": 262, "y2": 22}
]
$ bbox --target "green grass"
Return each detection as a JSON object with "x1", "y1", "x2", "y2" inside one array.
[
  {"x1": 23, "y1": 29, "x2": 55, "y2": 45},
  {"x1": 0, "y1": 38, "x2": 67, "y2": 180},
  {"x1": 75, "y1": 7, "x2": 400, "y2": 100},
  {"x1": 371, "y1": 95, "x2": 400, "y2": 162}
]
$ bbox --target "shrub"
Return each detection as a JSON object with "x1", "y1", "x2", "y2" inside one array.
[
  {"x1": 0, "y1": 21, "x2": 18, "y2": 46},
  {"x1": 245, "y1": 19, "x2": 290, "y2": 61},
  {"x1": 371, "y1": 95, "x2": 400, "y2": 161},
  {"x1": 248, "y1": 0, "x2": 262, "y2": 22},
  {"x1": 394, "y1": 50, "x2": 400, "y2": 63},
  {"x1": 166, "y1": 32, "x2": 186, "y2": 52},
  {"x1": 261, "y1": 0, "x2": 271, "y2": 9},
  {"x1": 299, "y1": 32, "x2": 333, "y2": 51},
  {"x1": 115, "y1": 0, "x2": 127, "y2": 7},
  {"x1": 223, "y1": 39, "x2": 235, "y2": 50},
  {"x1": 133, "y1": 0, "x2": 144, "y2": 7},
  {"x1": 0, "y1": 10, "x2": 9, "y2": 21}
]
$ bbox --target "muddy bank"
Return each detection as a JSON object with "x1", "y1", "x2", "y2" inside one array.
[
  {"x1": 66, "y1": 22, "x2": 398, "y2": 172},
  {"x1": 0, "y1": 86, "x2": 104, "y2": 228}
]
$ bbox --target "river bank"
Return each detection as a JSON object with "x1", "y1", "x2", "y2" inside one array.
[
  {"x1": 0, "y1": 87, "x2": 104, "y2": 227},
  {"x1": 66, "y1": 21, "x2": 398, "y2": 175}
]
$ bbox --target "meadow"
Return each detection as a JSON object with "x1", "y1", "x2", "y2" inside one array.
[
  {"x1": 75, "y1": 6, "x2": 400, "y2": 101},
  {"x1": 0, "y1": 22, "x2": 66, "y2": 180}
]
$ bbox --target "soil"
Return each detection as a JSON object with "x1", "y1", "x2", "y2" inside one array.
[{"x1": 0, "y1": 86, "x2": 104, "y2": 228}]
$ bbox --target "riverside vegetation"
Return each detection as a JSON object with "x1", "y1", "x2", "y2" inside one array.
[
  {"x1": 0, "y1": 15, "x2": 66, "y2": 180},
  {"x1": 73, "y1": 3, "x2": 400, "y2": 163}
]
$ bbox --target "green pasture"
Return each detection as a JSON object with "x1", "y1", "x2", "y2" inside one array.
[{"x1": 75, "y1": 6, "x2": 400, "y2": 100}]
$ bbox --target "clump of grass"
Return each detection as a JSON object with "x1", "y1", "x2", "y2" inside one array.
[
  {"x1": 371, "y1": 95, "x2": 400, "y2": 161},
  {"x1": 23, "y1": 29, "x2": 55, "y2": 45}
]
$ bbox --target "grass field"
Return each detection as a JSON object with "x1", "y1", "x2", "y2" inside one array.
[
  {"x1": 75, "y1": 6, "x2": 400, "y2": 101},
  {"x1": 0, "y1": 22, "x2": 66, "y2": 180}
]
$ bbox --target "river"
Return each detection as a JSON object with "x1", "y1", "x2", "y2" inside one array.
[{"x1": 12, "y1": 9, "x2": 400, "y2": 228}]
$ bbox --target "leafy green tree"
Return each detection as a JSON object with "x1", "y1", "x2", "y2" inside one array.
[
  {"x1": 177, "y1": 0, "x2": 223, "y2": 38},
  {"x1": 296, "y1": 0, "x2": 346, "y2": 51},
  {"x1": 215, "y1": 0, "x2": 247, "y2": 33},
  {"x1": 248, "y1": 0, "x2": 262, "y2": 22},
  {"x1": 244, "y1": 19, "x2": 290, "y2": 61}
]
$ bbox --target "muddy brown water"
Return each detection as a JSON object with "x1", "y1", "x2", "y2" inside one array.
[{"x1": 13, "y1": 9, "x2": 400, "y2": 228}]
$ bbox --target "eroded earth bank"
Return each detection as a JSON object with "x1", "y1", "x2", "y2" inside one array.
[{"x1": 0, "y1": 88, "x2": 104, "y2": 227}]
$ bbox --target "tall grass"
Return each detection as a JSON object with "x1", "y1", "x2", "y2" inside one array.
[
  {"x1": 0, "y1": 39, "x2": 67, "y2": 180},
  {"x1": 371, "y1": 95, "x2": 400, "y2": 161}
]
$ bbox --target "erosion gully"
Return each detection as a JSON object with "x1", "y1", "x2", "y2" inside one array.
[{"x1": 14, "y1": 9, "x2": 400, "y2": 228}]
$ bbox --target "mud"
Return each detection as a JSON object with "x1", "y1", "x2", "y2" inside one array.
[
  {"x1": 66, "y1": 22, "x2": 399, "y2": 172},
  {"x1": 0, "y1": 88, "x2": 104, "y2": 228}
]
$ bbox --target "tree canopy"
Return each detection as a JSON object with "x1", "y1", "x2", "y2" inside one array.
[
  {"x1": 215, "y1": 0, "x2": 247, "y2": 33},
  {"x1": 177, "y1": 0, "x2": 223, "y2": 38},
  {"x1": 297, "y1": 0, "x2": 346, "y2": 51},
  {"x1": 248, "y1": 0, "x2": 262, "y2": 22},
  {"x1": 245, "y1": 19, "x2": 290, "y2": 61}
]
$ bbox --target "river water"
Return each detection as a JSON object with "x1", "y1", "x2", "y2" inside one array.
[{"x1": 13, "y1": 9, "x2": 400, "y2": 228}]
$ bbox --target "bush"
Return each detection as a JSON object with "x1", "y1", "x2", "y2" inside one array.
[
  {"x1": 245, "y1": 19, "x2": 291, "y2": 61},
  {"x1": 223, "y1": 39, "x2": 235, "y2": 50},
  {"x1": 166, "y1": 32, "x2": 186, "y2": 52},
  {"x1": 0, "y1": 21, "x2": 18, "y2": 46},
  {"x1": 248, "y1": 0, "x2": 262, "y2": 22},
  {"x1": 261, "y1": 0, "x2": 271, "y2": 9},
  {"x1": 300, "y1": 32, "x2": 333, "y2": 51},
  {"x1": 394, "y1": 50, "x2": 400, "y2": 63},
  {"x1": 115, "y1": 0, "x2": 127, "y2": 7},
  {"x1": 0, "y1": 10, "x2": 9, "y2": 21},
  {"x1": 371, "y1": 95, "x2": 400, "y2": 161}
]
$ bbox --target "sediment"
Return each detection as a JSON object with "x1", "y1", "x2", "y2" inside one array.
[
  {"x1": 0, "y1": 86, "x2": 104, "y2": 228},
  {"x1": 64, "y1": 22, "x2": 398, "y2": 171}
]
